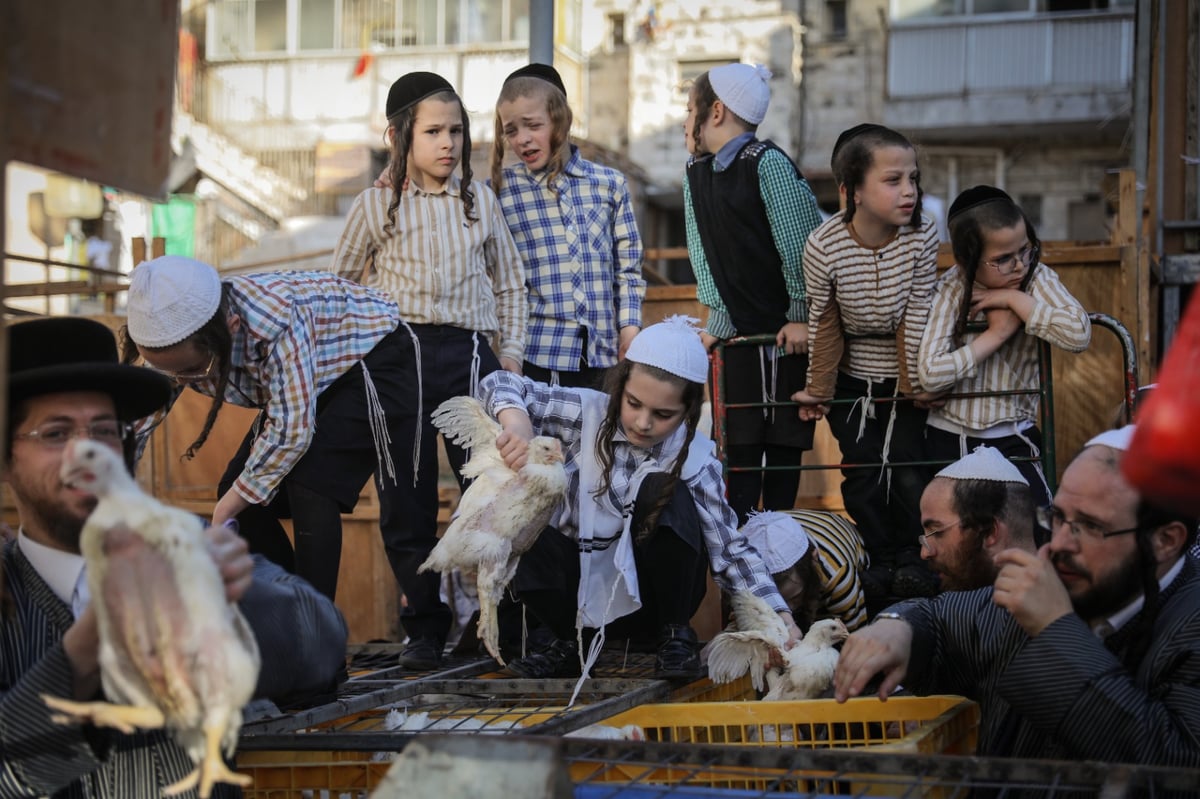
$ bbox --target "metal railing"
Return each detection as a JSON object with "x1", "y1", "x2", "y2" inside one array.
[{"x1": 710, "y1": 312, "x2": 1137, "y2": 497}]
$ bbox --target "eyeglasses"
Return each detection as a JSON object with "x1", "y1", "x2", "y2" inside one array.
[
  {"x1": 919, "y1": 520, "x2": 962, "y2": 550},
  {"x1": 984, "y1": 244, "x2": 1037, "y2": 275},
  {"x1": 15, "y1": 421, "x2": 131, "y2": 448},
  {"x1": 1036, "y1": 506, "x2": 1139, "y2": 541},
  {"x1": 144, "y1": 353, "x2": 216, "y2": 382}
]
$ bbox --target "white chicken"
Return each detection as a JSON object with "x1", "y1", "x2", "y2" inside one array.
[
  {"x1": 42, "y1": 440, "x2": 261, "y2": 798},
  {"x1": 421, "y1": 396, "x2": 568, "y2": 665},
  {"x1": 706, "y1": 592, "x2": 848, "y2": 701}
]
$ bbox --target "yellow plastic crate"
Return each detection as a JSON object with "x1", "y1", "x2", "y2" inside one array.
[
  {"x1": 571, "y1": 695, "x2": 978, "y2": 797},
  {"x1": 596, "y1": 695, "x2": 977, "y2": 754},
  {"x1": 668, "y1": 673, "x2": 756, "y2": 703},
  {"x1": 238, "y1": 750, "x2": 388, "y2": 799}
]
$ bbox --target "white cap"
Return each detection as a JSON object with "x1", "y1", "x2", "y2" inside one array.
[
  {"x1": 741, "y1": 511, "x2": 811, "y2": 575},
  {"x1": 1085, "y1": 424, "x2": 1135, "y2": 452},
  {"x1": 126, "y1": 256, "x2": 223, "y2": 348},
  {"x1": 935, "y1": 445, "x2": 1028, "y2": 484},
  {"x1": 709, "y1": 63, "x2": 772, "y2": 125},
  {"x1": 625, "y1": 316, "x2": 709, "y2": 384}
]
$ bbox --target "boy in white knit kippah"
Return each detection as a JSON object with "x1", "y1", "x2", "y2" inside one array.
[
  {"x1": 472, "y1": 317, "x2": 800, "y2": 681},
  {"x1": 917, "y1": 446, "x2": 1037, "y2": 592},
  {"x1": 683, "y1": 63, "x2": 824, "y2": 526}
]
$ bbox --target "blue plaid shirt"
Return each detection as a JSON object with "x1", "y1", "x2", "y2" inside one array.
[{"x1": 496, "y1": 146, "x2": 645, "y2": 371}]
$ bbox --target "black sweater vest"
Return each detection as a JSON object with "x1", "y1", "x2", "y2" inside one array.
[{"x1": 686, "y1": 140, "x2": 801, "y2": 336}]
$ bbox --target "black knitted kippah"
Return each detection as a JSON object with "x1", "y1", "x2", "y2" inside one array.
[
  {"x1": 948, "y1": 185, "x2": 1013, "y2": 220},
  {"x1": 831, "y1": 123, "x2": 890, "y2": 165},
  {"x1": 504, "y1": 63, "x2": 567, "y2": 98},
  {"x1": 386, "y1": 71, "x2": 455, "y2": 119}
]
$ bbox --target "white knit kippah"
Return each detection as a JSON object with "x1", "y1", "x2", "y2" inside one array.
[
  {"x1": 1085, "y1": 424, "x2": 1135, "y2": 452},
  {"x1": 625, "y1": 315, "x2": 709, "y2": 384},
  {"x1": 709, "y1": 63, "x2": 772, "y2": 125},
  {"x1": 126, "y1": 256, "x2": 223, "y2": 348},
  {"x1": 741, "y1": 511, "x2": 811, "y2": 575},
  {"x1": 935, "y1": 445, "x2": 1028, "y2": 484}
]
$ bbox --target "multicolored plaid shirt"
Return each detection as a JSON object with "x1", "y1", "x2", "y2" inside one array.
[
  {"x1": 478, "y1": 371, "x2": 787, "y2": 612},
  {"x1": 683, "y1": 133, "x2": 823, "y2": 339},
  {"x1": 136, "y1": 272, "x2": 400, "y2": 506},
  {"x1": 497, "y1": 146, "x2": 644, "y2": 371}
]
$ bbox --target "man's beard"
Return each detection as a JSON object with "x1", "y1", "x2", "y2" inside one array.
[
  {"x1": 938, "y1": 531, "x2": 996, "y2": 592},
  {"x1": 1054, "y1": 549, "x2": 1144, "y2": 622},
  {"x1": 30, "y1": 496, "x2": 94, "y2": 551}
]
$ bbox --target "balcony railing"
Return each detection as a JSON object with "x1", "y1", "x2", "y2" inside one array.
[{"x1": 887, "y1": 11, "x2": 1133, "y2": 99}]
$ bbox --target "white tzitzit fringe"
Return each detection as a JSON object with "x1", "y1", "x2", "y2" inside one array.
[
  {"x1": 402, "y1": 321, "x2": 423, "y2": 487},
  {"x1": 361, "y1": 362, "x2": 397, "y2": 486},
  {"x1": 567, "y1": 578, "x2": 624, "y2": 708}
]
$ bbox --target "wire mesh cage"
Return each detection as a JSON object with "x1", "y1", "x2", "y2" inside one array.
[
  {"x1": 237, "y1": 676, "x2": 671, "y2": 798},
  {"x1": 562, "y1": 738, "x2": 1200, "y2": 798}
]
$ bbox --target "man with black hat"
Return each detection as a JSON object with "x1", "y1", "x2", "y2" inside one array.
[{"x1": 0, "y1": 317, "x2": 349, "y2": 798}]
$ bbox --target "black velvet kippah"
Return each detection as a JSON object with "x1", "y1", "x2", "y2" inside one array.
[
  {"x1": 504, "y1": 63, "x2": 567, "y2": 98},
  {"x1": 948, "y1": 185, "x2": 1013, "y2": 220},
  {"x1": 386, "y1": 71, "x2": 455, "y2": 119},
  {"x1": 831, "y1": 123, "x2": 890, "y2": 164}
]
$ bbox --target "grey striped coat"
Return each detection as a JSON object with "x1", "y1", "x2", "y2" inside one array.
[
  {"x1": 891, "y1": 555, "x2": 1200, "y2": 767},
  {"x1": 0, "y1": 541, "x2": 348, "y2": 798}
]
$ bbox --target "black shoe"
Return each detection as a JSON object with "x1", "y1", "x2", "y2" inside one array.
[
  {"x1": 655, "y1": 624, "x2": 702, "y2": 680},
  {"x1": 892, "y1": 563, "x2": 940, "y2": 598},
  {"x1": 505, "y1": 638, "x2": 581, "y2": 679},
  {"x1": 397, "y1": 638, "x2": 443, "y2": 670}
]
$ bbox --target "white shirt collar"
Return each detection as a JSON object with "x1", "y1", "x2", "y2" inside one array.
[
  {"x1": 1093, "y1": 555, "x2": 1186, "y2": 638},
  {"x1": 17, "y1": 528, "x2": 86, "y2": 608}
]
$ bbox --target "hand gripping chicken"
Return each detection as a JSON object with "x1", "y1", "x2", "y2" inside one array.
[
  {"x1": 706, "y1": 592, "x2": 848, "y2": 701},
  {"x1": 420, "y1": 396, "x2": 567, "y2": 665},
  {"x1": 42, "y1": 439, "x2": 261, "y2": 798}
]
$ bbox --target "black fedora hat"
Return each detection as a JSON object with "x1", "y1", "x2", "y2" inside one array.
[{"x1": 8, "y1": 317, "x2": 174, "y2": 421}]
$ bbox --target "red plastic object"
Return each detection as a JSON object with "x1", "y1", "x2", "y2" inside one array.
[{"x1": 1124, "y1": 291, "x2": 1200, "y2": 517}]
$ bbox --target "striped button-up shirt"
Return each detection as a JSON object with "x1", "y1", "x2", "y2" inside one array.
[
  {"x1": 683, "y1": 134, "x2": 823, "y2": 339},
  {"x1": 138, "y1": 272, "x2": 400, "y2": 506},
  {"x1": 331, "y1": 178, "x2": 527, "y2": 363},
  {"x1": 803, "y1": 215, "x2": 940, "y2": 397},
  {"x1": 918, "y1": 263, "x2": 1091, "y2": 433},
  {"x1": 477, "y1": 371, "x2": 787, "y2": 612},
  {"x1": 498, "y1": 146, "x2": 644, "y2": 371}
]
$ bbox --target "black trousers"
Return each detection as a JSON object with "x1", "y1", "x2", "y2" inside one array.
[
  {"x1": 511, "y1": 474, "x2": 708, "y2": 643},
  {"x1": 715, "y1": 346, "x2": 815, "y2": 526},
  {"x1": 383, "y1": 324, "x2": 501, "y2": 646},
  {"x1": 219, "y1": 324, "x2": 423, "y2": 600},
  {"x1": 825, "y1": 372, "x2": 928, "y2": 568}
]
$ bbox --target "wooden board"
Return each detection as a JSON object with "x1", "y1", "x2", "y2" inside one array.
[{"x1": 6, "y1": 0, "x2": 178, "y2": 198}]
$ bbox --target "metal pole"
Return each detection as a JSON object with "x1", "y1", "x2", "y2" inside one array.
[{"x1": 529, "y1": 0, "x2": 554, "y2": 66}]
